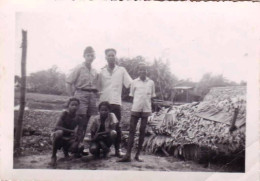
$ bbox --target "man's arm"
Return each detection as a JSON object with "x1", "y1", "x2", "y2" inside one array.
[
  {"x1": 96, "y1": 73, "x2": 102, "y2": 99},
  {"x1": 123, "y1": 67, "x2": 132, "y2": 88},
  {"x1": 151, "y1": 81, "x2": 156, "y2": 98},
  {"x1": 129, "y1": 80, "x2": 135, "y2": 103}
]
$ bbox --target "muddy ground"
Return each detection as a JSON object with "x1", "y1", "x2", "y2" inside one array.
[
  {"x1": 14, "y1": 149, "x2": 223, "y2": 172},
  {"x1": 13, "y1": 93, "x2": 240, "y2": 172}
]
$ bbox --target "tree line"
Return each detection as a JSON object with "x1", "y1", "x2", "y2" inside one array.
[{"x1": 15, "y1": 57, "x2": 246, "y2": 100}]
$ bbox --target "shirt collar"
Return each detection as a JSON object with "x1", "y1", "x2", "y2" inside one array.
[
  {"x1": 82, "y1": 62, "x2": 95, "y2": 75},
  {"x1": 96, "y1": 114, "x2": 111, "y2": 125},
  {"x1": 106, "y1": 65, "x2": 119, "y2": 74},
  {"x1": 137, "y1": 77, "x2": 149, "y2": 82}
]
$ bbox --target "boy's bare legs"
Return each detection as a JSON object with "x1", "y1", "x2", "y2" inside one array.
[
  {"x1": 50, "y1": 130, "x2": 63, "y2": 167},
  {"x1": 118, "y1": 116, "x2": 139, "y2": 162},
  {"x1": 134, "y1": 117, "x2": 148, "y2": 162}
]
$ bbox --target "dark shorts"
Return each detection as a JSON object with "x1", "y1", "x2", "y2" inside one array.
[
  {"x1": 131, "y1": 111, "x2": 151, "y2": 118},
  {"x1": 74, "y1": 90, "x2": 98, "y2": 116},
  {"x1": 57, "y1": 137, "x2": 77, "y2": 150},
  {"x1": 51, "y1": 131, "x2": 78, "y2": 152},
  {"x1": 90, "y1": 134, "x2": 113, "y2": 148}
]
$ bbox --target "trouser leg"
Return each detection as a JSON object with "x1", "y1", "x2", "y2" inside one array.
[
  {"x1": 77, "y1": 114, "x2": 90, "y2": 142},
  {"x1": 125, "y1": 115, "x2": 139, "y2": 158},
  {"x1": 89, "y1": 142, "x2": 100, "y2": 157},
  {"x1": 110, "y1": 104, "x2": 122, "y2": 153},
  {"x1": 135, "y1": 117, "x2": 148, "y2": 158},
  {"x1": 75, "y1": 91, "x2": 92, "y2": 141},
  {"x1": 114, "y1": 123, "x2": 122, "y2": 151}
]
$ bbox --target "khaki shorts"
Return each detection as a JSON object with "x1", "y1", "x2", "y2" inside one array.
[{"x1": 74, "y1": 90, "x2": 98, "y2": 116}]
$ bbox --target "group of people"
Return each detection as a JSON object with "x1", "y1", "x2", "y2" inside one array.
[{"x1": 50, "y1": 46, "x2": 156, "y2": 167}]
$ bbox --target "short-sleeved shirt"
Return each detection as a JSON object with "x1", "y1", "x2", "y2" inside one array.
[
  {"x1": 55, "y1": 111, "x2": 80, "y2": 137},
  {"x1": 90, "y1": 113, "x2": 118, "y2": 137},
  {"x1": 98, "y1": 65, "x2": 132, "y2": 105},
  {"x1": 130, "y1": 77, "x2": 156, "y2": 113},
  {"x1": 66, "y1": 63, "x2": 99, "y2": 90}
]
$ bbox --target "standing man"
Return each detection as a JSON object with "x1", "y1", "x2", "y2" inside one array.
[
  {"x1": 66, "y1": 46, "x2": 99, "y2": 142},
  {"x1": 118, "y1": 63, "x2": 156, "y2": 162},
  {"x1": 98, "y1": 48, "x2": 132, "y2": 157}
]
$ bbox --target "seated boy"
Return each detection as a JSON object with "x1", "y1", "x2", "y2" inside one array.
[
  {"x1": 50, "y1": 97, "x2": 84, "y2": 167},
  {"x1": 89, "y1": 101, "x2": 117, "y2": 158},
  {"x1": 118, "y1": 63, "x2": 156, "y2": 162}
]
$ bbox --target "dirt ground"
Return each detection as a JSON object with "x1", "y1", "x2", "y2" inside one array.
[
  {"x1": 13, "y1": 149, "x2": 218, "y2": 172},
  {"x1": 13, "y1": 93, "x2": 240, "y2": 172}
]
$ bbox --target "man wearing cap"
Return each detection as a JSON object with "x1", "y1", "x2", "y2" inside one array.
[
  {"x1": 66, "y1": 46, "x2": 99, "y2": 143},
  {"x1": 98, "y1": 48, "x2": 132, "y2": 157}
]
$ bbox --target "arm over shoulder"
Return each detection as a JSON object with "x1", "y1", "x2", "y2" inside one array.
[
  {"x1": 122, "y1": 67, "x2": 132, "y2": 88},
  {"x1": 129, "y1": 80, "x2": 135, "y2": 97}
]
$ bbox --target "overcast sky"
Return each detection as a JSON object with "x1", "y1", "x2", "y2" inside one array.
[{"x1": 15, "y1": 3, "x2": 260, "y2": 82}]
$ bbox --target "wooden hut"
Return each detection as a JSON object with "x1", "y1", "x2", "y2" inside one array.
[{"x1": 171, "y1": 86, "x2": 194, "y2": 103}]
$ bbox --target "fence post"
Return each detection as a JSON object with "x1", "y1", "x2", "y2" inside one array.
[{"x1": 14, "y1": 30, "x2": 27, "y2": 154}]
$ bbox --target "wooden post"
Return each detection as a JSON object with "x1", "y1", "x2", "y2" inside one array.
[
  {"x1": 14, "y1": 30, "x2": 27, "y2": 152},
  {"x1": 229, "y1": 107, "x2": 239, "y2": 132}
]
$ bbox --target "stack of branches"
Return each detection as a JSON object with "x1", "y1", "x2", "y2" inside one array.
[{"x1": 143, "y1": 93, "x2": 246, "y2": 163}]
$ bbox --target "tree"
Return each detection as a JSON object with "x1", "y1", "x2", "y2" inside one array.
[
  {"x1": 196, "y1": 73, "x2": 238, "y2": 98},
  {"x1": 240, "y1": 80, "x2": 247, "y2": 86},
  {"x1": 27, "y1": 65, "x2": 67, "y2": 95}
]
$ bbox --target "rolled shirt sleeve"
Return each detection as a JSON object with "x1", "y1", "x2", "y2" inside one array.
[{"x1": 66, "y1": 67, "x2": 79, "y2": 85}]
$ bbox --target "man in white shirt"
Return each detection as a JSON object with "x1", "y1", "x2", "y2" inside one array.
[
  {"x1": 118, "y1": 63, "x2": 156, "y2": 162},
  {"x1": 98, "y1": 48, "x2": 132, "y2": 157}
]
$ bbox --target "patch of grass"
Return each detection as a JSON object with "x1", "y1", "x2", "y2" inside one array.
[{"x1": 15, "y1": 91, "x2": 69, "y2": 104}]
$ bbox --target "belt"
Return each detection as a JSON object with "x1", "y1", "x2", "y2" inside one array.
[{"x1": 77, "y1": 88, "x2": 98, "y2": 93}]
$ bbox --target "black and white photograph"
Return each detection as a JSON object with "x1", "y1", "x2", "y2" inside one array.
[{"x1": 1, "y1": 1, "x2": 259, "y2": 181}]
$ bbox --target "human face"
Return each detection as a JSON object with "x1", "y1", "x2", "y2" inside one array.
[
  {"x1": 84, "y1": 52, "x2": 95, "y2": 65},
  {"x1": 68, "y1": 100, "x2": 79, "y2": 113},
  {"x1": 106, "y1": 50, "x2": 116, "y2": 66},
  {"x1": 99, "y1": 105, "x2": 109, "y2": 119},
  {"x1": 139, "y1": 66, "x2": 147, "y2": 80}
]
